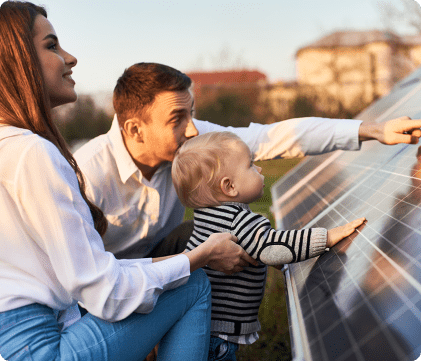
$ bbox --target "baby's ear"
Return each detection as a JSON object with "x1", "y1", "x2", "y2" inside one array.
[{"x1": 220, "y1": 177, "x2": 238, "y2": 197}]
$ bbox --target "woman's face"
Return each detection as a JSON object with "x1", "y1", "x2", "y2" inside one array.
[{"x1": 32, "y1": 15, "x2": 77, "y2": 108}]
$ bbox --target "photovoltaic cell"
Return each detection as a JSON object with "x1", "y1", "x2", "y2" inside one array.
[{"x1": 271, "y1": 68, "x2": 421, "y2": 360}]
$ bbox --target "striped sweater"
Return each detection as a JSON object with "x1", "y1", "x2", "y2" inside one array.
[{"x1": 186, "y1": 202, "x2": 327, "y2": 339}]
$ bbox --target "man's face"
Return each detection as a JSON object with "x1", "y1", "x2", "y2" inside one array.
[{"x1": 141, "y1": 90, "x2": 198, "y2": 167}]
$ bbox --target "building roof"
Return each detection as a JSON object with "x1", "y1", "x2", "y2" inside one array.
[
  {"x1": 296, "y1": 30, "x2": 421, "y2": 56},
  {"x1": 402, "y1": 34, "x2": 421, "y2": 46},
  {"x1": 186, "y1": 70, "x2": 267, "y2": 86}
]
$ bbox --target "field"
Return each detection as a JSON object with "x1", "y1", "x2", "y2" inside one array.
[{"x1": 184, "y1": 157, "x2": 302, "y2": 361}]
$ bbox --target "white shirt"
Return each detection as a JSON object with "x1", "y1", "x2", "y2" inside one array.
[
  {"x1": 74, "y1": 116, "x2": 362, "y2": 258},
  {"x1": 0, "y1": 125, "x2": 190, "y2": 327}
]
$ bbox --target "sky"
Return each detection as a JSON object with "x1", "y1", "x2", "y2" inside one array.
[{"x1": 19, "y1": 0, "x2": 421, "y2": 95}]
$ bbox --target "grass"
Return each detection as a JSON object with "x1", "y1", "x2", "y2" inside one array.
[{"x1": 184, "y1": 158, "x2": 302, "y2": 361}]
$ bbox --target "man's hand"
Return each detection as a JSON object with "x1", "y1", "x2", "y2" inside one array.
[
  {"x1": 359, "y1": 116, "x2": 421, "y2": 145},
  {"x1": 327, "y1": 217, "x2": 366, "y2": 248},
  {"x1": 186, "y1": 232, "x2": 258, "y2": 274}
]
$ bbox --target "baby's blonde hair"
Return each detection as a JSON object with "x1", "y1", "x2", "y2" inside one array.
[{"x1": 172, "y1": 131, "x2": 247, "y2": 209}]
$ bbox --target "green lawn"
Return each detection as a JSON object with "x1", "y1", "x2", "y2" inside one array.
[{"x1": 184, "y1": 158, "x2": 302, "y2": 361}]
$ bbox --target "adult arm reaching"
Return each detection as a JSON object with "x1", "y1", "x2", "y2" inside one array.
[
  {"x1": 359, "y1": 116, "x2": 421, "y2": 145},
  {"x1": 195, "y1": 116, "x2": 421, "y2": 164}
]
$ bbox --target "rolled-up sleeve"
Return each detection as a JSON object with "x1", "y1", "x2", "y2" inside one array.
[
  {"x1": 193, "y1": 117, "x2": 362, "y2": 160},
  {"x1": 14, "y1": 139, "x2": 190, "y2": 322}
]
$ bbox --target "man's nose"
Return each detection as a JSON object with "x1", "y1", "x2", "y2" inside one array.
[{"x1": 185, "y1": 119, "x2": 198, "y2": 138}]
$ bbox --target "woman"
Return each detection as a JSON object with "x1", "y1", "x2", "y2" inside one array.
[{"x1": 0, "y1": 2, "x2": 256, "y2": 360}]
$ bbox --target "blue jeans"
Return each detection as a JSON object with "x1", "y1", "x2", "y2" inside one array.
[
  {"x1": 0, "y1": 269, "x2": 211, "y2": 361},
  {"x1": 208, "y1": 336, "x2": 239, "y2": 361}
]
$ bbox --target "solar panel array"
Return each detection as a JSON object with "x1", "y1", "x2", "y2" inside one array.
[{"x1": 271, "y1": 68, "x2": 421, "y2": 361}]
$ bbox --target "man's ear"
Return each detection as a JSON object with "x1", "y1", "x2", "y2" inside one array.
[
  {"x1": 220, "y1": 176, "x2": 238, "y2": 197},
  {"x1": 123, "y1": 118, "x2": 143, "y2": 142}
]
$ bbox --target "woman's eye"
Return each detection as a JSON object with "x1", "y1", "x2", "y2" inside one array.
[{"x1": 48, "y1": 43, "x2": 57, "y2": 50}]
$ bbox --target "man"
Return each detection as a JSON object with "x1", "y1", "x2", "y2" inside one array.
[{"x1": 74, "y1": 62, "x2": 421, "y2": 260}]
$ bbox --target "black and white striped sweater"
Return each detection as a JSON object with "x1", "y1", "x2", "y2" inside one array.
[{"x1": 186, "y1": 202, "x2": 327, "y2": 338}]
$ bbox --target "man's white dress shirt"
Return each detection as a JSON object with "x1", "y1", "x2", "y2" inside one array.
[
  {"x1": 74, "y1": 116, "x2": 362, "y2": 258},
  {"x1": 0, "y1": 125, "x2": 190, "y2": 328}
]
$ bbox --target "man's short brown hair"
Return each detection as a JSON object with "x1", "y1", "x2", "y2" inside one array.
[{"x1": 113, "y1": 62, "x2": 192, "y2": 127}]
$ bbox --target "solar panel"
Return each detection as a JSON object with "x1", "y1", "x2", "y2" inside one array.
[{"x1": 271, "y1": 68, "x2": 421, "y2": 361}]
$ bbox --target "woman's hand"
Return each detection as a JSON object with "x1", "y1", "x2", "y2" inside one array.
[
  {"x1": 359, "y1": 116, "x2": 421, "y2": 145},
  {"x1": 327, "y1": 217, "x2": 366, "y2": 248},
  {"x1": 186, "y1": 232, "x2": 258, "y2": 274}
]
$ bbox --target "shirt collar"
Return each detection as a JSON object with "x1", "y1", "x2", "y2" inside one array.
[
  {"x1": 108, "y1": 114, "x2": 140, "y2": 184},
  {"x1": 221, "y1": 202, "x2": 251, "y2": 211},
  {"x1": 0, "y1": 124, "x2": 33, "y2": 140}
]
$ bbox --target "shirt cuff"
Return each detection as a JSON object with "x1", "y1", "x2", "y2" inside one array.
[
  {"x1": 146, "y1": 254, "x2": 191, "y2": 292},
  {"x1": 309, "y1": 228, "x2": 328, "y2": 257},
  {"x1": 137, "y1": 258, "x2": 153, "y2": 265},
  {"x1": 336, "y1": 119, "x2": 363, "y2": 151}
]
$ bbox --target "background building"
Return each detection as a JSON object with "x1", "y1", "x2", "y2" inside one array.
[
  {"x1": 295, "y1": 30, "x2": 421, "y2": 112},
  {"x1": 186, "y1": 70, "x2": 267, "y2": 99}
]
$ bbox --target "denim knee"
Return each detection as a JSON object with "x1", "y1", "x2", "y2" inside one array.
[{"x1": 189, "y1": 268, "x2": 211, "y2": 299}]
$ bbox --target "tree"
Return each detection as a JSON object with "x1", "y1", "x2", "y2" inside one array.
[
  {"x1": 379, "y1": 0, "x2": 421, "y2": 33},
  {"x1": 196, "y1": 86, "x2": 269, "y2": 127},
  {"x1": 196, "y1": 91, "x2": 253, "y2": 127},
  {"x1": 290, "y1": 92, "x2": 358, "y2": 119},
  {"x1": 53, "y1": 95, "x2": 112, "y2": 147}
]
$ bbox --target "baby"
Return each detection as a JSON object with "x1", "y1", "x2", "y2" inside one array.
[{"x1": 172, "y1": 131, "x2": 365, "y2": 361}]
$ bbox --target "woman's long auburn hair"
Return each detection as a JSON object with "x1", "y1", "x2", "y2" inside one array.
[{"x1": 0, "y1": 1, "x2": 107, "y2": 236}]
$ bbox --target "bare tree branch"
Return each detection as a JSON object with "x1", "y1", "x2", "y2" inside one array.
[{"x1": 378, "y1": 0, "x2": 421, "y2": 33}]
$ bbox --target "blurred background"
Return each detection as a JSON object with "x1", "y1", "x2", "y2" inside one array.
[
  {"x1": 40, "y1": 0, "x2": 421, "y2": 147},
  {"x1": 30, "y1": 0, "x2": 421, "y2": 359}
]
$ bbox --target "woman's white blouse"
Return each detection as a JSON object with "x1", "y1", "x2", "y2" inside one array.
[{"x1": 0, "y1": 125, "x2": 190, "y2": 325}]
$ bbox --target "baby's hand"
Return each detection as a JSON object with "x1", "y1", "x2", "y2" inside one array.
[{"x1": 327, "y1": 217, "x2": 366, "y2": 248}]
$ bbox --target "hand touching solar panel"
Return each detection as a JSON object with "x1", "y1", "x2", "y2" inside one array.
[{"x1": 326, "y1": 217, "x2": 366, "y2": 248}]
